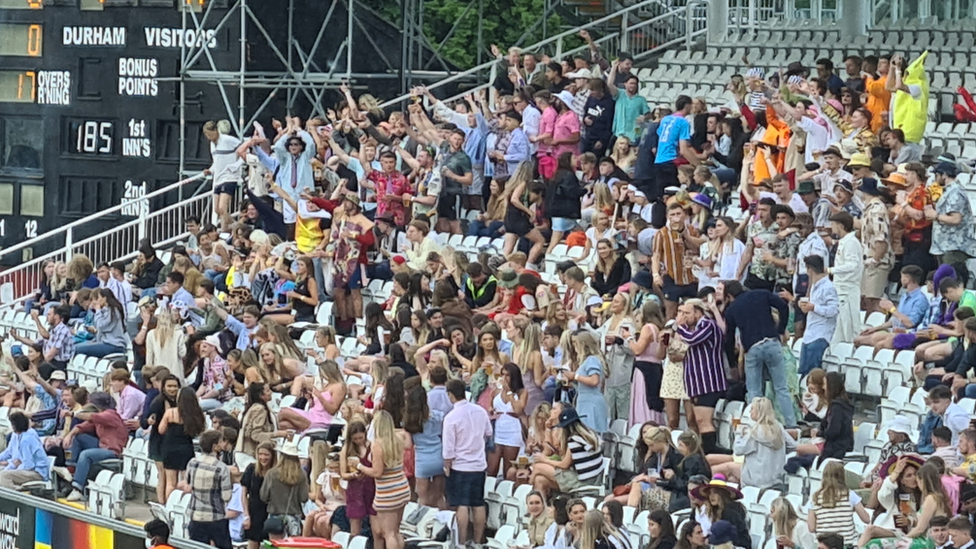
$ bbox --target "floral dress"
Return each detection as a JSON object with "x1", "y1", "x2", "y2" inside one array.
[{"x1": 327, "y1": 217, "x2": 367, "y2": 289}]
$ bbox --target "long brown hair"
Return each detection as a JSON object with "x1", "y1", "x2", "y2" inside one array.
[
  {"x1": 254, "y1": 441, "x2": 277, "y2": 476},
  {"x1": 812, "y1": 461, "x2": 850, "y2": 508}
]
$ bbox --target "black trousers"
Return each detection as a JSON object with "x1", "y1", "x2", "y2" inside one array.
[{"x1": 189, "y1": 519, "x2": 232, "y2": 549}]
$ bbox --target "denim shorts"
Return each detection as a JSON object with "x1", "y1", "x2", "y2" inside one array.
[{"x1": 551, "y1": 217, "x2": 578, "y2": 232}]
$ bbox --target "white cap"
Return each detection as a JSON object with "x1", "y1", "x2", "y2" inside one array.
[
  {"x1": 555, "y1": 90, "x2": 576, "y2": 108},
  {"x1": 566, "y1": 68, "x2": 593, "y2": 79}
]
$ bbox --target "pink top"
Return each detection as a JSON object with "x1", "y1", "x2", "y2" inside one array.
[
  {"x1": 117, "y1": 384, "x2": 146, "y2": 422},
  {"x1": 442, "y1": 400, "x2": 493, "y2": 472},
  {"x1": 635, "y1": 323, "x2": 661, "y2": 362},
  {"x1": 552, "y1": 110, "x2": 581, "y2": 159},
  {"x1": 301, "y1": 385, "x2": 335, "y2": 429},
  {"x1": 537, "y1": 106, "x2": 558, "y2": 156}
]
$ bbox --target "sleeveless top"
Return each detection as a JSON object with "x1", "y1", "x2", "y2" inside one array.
[
  {"x1": 635, "y1": 324, "x2": 661, "y2": 362},
  {"x1": 292, "y1": 277, "x2": 315, "y2": 319}
]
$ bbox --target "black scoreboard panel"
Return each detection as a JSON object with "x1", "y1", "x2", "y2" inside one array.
[{"x1": 0, "y1": 0, "x2": 236, "y2": 258}]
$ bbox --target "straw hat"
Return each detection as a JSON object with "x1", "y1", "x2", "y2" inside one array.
[{"x1": 690, "y1": 474, "x2": 743, "y2": 500}]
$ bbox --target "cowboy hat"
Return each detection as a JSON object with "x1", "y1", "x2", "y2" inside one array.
[
  {"x1": 278, "y1": 439, "x2": 301, "y2": 458},
  {"x1": 690, "y1": 192, "x2": 713, "y2": 210},
  {"x1": 847, "y1": 152, "x2": 872, "y2": 169},
  {"x1": 879, "y1": 453, "x2": 925, "y2": 479},
  {"x1": 691, "y1": 474, "x2": 743, "y2": 501},
  {"x1": 556, "y1": 407, "x2": 583, "y2": 428}
]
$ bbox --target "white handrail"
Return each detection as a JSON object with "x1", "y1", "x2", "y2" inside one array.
[
  {"x1": 0, "y1": 173, "x2": 207, "y2": 260},
  {"x1": 0, "y1": 174, "x2": 213, "y2": 307},
  {"x1": 378, "y1": 0, "x2": 695, "y2": 109}
]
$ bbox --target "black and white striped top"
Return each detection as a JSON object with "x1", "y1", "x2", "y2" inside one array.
[{"x1": 569, "y1": 435, "x2": 603, "y2": 481}]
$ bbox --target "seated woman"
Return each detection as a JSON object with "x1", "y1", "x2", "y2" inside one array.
[
  {"x1": 529, "y1": 406, "x2": 603, "y2": 498},
  {"x1": 808, "y1": 461, "x2": 871, "y2": 547},
  {"x1": 709, "y1": 397, "x2": 796, "y2": 489},
  {"x1": 590, "y1": 239, "x2": 631, "y2": 298},
  {"x1": 263, "y1": 256, "x2": 319, "y2": 325},
  {"x1": 279, "y1": 361, "x2": 344, "y2": 433},
  {"x1": 692, "y1": 476, "x2": 752, "y2": 549},
  {"x1": 75, "y1": 289, "x2": 129, "y2": 358},
  {"x1": 627, "y1": 429, "x2": 709, "y2": 512},
  {"x1": 604, "y1": 424, "x2": 680, "y2": 509},
  {"x1": 860, "y1": 415, "x2": 917, "y2": 487},
  {"x1": 861, "y1": 460, "x2": 950, "y2": 549}
]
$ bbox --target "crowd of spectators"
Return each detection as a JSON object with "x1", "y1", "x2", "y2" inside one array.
[{"x1": 3, "y1": 30, "x2": 976, "y2": 549}]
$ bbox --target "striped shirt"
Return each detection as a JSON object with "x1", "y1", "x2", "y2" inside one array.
[
  {"x1": 568, "y1": 435, "x2": 603, "y2": 481},
  {"x1": 676, "y1": 317, "x2": 727, "y2": 398},
  {"x1": 812, "y1": 493, "x2": 859, "y2": 545},
  {"x1": 652, "y1": 225, "x2": 699, "y2": 286},
  {"x1": 187, "y1": 454, "x2": 232, "y2": 522}
]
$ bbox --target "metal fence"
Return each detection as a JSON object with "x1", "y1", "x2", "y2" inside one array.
[{"x1": 0, "y1": 174, "x2": 211, "y2": 307}]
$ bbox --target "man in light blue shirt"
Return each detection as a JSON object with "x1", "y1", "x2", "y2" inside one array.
[
  {"x1": 798, "y1": 255, "x2": 839, "y2": 375},
  {"x1": 855, "y1": 265, "x2": 929, "y2": 350},
  {"x1": 214, "y1": 303, "x2": 260, "y2": 351},
  {"x1": 271, "y1": 124, "x2": 317, "y2": 227},
  {"x1": 0, "y1": 411, "x2": 50, "y2": 489},
  {"x1": 490, "y1": 111, "x2": 529, "y2": 176},
  {"x1": 162, "y1": 272, "x2": 203, "y2": 327},
  {"x1": 651, "y1": 95, "x2": 695, "y2": 202}
]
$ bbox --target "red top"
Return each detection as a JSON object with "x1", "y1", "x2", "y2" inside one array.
[
  {"x1": 309, "y1": 197, "x2": 375, "y2": 265},
  {"x1": 77, "y1": 409, "x2": 127, "y2": 455}
]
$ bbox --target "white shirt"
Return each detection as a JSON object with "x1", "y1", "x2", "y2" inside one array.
[
  {"x1": 759, "y1": 191, "x2": 809, "y2": 214},
  {"x1": 227, "y1": 484, "x2": 245, "y2": 541},
  {"x1": 210, "y1": 134, "x2": 244, "y2": 186},
  {"x1": 804, "y1": 275, "x2": 840, "y2": 344},
  {"x1": 522, "y1": 105, "x2": 541, "y2": 155},
  {"x1": 797, "y1": 117, "x2": 830, "y2": 164}
]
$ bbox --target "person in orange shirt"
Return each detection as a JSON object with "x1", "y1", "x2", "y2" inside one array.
[{"x1": 862, "y1": 55, "x2": 891, "y2": 133}]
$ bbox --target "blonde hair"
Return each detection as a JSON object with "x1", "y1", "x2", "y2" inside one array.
[
  {"x1": 579, "y1": 510, "x2": 623, "y2": 549},
  {"x1": 770, "y1": 497, "x2": 799, "y2": 538},
  {"x1": 749, "y1": 397, "x2": 785, "y2": 450},
  {"x1": 173, "y1": 256, "x2": 203, "y2": 294},
  {"x1": 372, "y1": 410, "x2": 404, "y2": 468},
  {"x1": 67, "y1": 254, "x2": 94, "y2": 285},
  {"x1": 593, "y1": 183, "x2": 613, "y2": 212},
  {"x1": 153, "y1": 307, "x2": 177, "y2": 348},
  {"x1": 812, "y1": 461, "x2": 850, "y2": 508},
  {"x1": 258, "y1": 342, "x2": 284, "y2": 382},
  {"x1": 572, "y1": 331, "x2": 607, "y2": 379},
  {"x1": 518, "y1": 323, "x2": 543, "y2": 375},
  {"x1": 272, "y1": 452, "x2": 304, "y2": 486},
  {"x1": 318, "y1": 360, "x2": 345, "y2": 385}
]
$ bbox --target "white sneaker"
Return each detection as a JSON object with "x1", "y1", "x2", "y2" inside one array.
[
  {"x1": 65, "y1": 490, "x2": 84, "y2": 502},
  {"x1": 52, "y1": 466, "x2": 72, "y2": 482}
]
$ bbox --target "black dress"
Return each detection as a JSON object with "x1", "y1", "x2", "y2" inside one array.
[
  {"x1": 142, "y1": 397, "x2": 167, "y2": 462},
  {"x1": 161, "y1": 422, "x2": 195, "y2": 470},
  {"x1": 242, "y1": 463, "x2": 269, "y2": 542},
  {"x1": 292, "y1": 277, "x2": 315, "y2": 322}
]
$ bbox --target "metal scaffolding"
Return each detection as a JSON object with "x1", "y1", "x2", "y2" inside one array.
[{"x1": 170, "y1": 0, "x2": 475, "y2": 177}]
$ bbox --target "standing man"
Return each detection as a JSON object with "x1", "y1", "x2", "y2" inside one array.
[
  {"x1": 0, "y1": 411, "x2": 50, "y2": 489},
  {"x1": 606, "y1": 62, "x2": 649, "y2": 144},
  {"x1": 928, "y1": 161, "x2": 976, "y2": 266},
  {"x1": 366, "y1": 151, "x2": 412, "y2": 228},
  {"x1": 652, "y1": 203, "x2": 700, "y2": 320},
  {"x1": 892, "y1": 162, "x2": 935, "y2": 274},
  {"x1": 859, "y1": 178, "x2": 893, "y2": 313},
  {"x1": 797, "y1": 255, "x2": 839, "y2": 375},
  {"x1": 675, "y1": 299, "x2": 727, "y2": 453},
  {"x1": 828, "y1": 212, "x2": 864, "y2": 345},
  {"x1": 738, "y1": 198, "x2": 780, "y2": 291},
  {"x1": 808, "y1": 146, "x2": 853, "y2": 202},
  {"x1": 797, "y1": 181, "x2": 832, "y2": 229},
  {"x1": 791, "y1": 212, "x2": 829, "y2": 338},
  {"x1": 186, "y1": 430, "x2": 233, "y2": 549},
  {"x1": 488, "y1": 111, "x2": 530, "y2": 179},
  {"x1": 270, "y1": 118, "x2": 316, "y2": 240},
  {"x1": 653, "y1": 96, "x2": 697, "y2": 200},
  {"x1": 723, "y1": 284, "x2": 797, "y2": 428},
  {"x1": 442, "y1": 379, "x2": 493, "y2": 547}
]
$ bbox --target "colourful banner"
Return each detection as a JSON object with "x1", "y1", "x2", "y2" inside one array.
[{"x1": 0, "y1": 498, "x2": 142, "y2": 549}]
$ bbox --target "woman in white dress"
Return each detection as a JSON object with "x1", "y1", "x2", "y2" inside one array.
[{"x1": 489, "y1": 362, "x2": 528, "y2": 479}]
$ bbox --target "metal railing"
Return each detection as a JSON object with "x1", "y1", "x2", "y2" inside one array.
[
  {"x1": 0, "y1": 174, "x2": 211, "y2": 306},
  {"x1": 726, "y1": 0, "x2": 839, "y2": 28},
  {"x1": 378, "y1": 0, "x2": 707, "y2": 110}
]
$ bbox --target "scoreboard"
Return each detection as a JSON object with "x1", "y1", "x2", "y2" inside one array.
[{"x1": 0, "y1": 0, "x2": 236, "y2": 257}]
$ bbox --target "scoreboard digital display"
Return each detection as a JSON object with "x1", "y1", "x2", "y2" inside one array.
[{"x1": 0, "y1": 0, "x2": 235, "y2": 257}]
